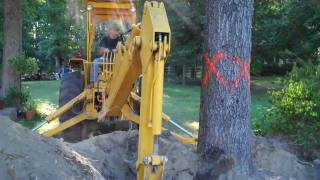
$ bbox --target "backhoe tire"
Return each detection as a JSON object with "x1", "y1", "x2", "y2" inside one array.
[
  {"x1": 58, "y1": 71, "x2": 84, "y2": 142},
  {"x1": 57, "y1": 72, "x2": 137, "y2": 142}
]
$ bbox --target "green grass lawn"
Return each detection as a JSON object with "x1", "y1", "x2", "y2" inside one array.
[
  {"x1": 163, "y1": 82, "x2": 272, "y2": 132},
  {"x1": 22, "y1": 77, "x2": 279, "y2": 132},
  {"x1": 21, "y1": 81, "x2": 60, "y2": 132},
  {"x1": 23, "y1": 80, "x2": 60, "y2": 106},
  {"x1": 163, "y1": 84, "x2": 201, "y2": 132}
]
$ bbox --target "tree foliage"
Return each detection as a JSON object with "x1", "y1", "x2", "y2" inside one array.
[
  {"x1": 0, "y1": 0, "x2": 319, "y2": 76},
  {"x1": 253, "y1": 0, "x2": 320, "y2": 65},
  {"x1": 0, "y1": 0, "x2": 3, "y2": 63},
  {"x1": 165, "y1": 0, "x2": 205, "y2": 66}
]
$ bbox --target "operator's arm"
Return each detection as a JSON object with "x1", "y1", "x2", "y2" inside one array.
[{"x1": 99, "y1": 47, "x2": 110, "y2": 56}]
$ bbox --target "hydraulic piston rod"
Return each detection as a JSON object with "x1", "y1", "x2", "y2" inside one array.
[{"x1": 168, "y1": 119, "x2": 194, "y2": 138}]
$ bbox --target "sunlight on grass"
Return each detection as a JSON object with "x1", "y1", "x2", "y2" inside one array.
[
  {"x1": 36, "y1": 100, "x2": 57, "y2": 116},
  {"x1": 35, "y1": 100, "x2": 60, "y2": 134},
  {"x1": 185, "y1": 121, "x2": 199, "y2": 131},
  {"x1": 37, "y1": 119, "x2": 60, "y2": 134}
]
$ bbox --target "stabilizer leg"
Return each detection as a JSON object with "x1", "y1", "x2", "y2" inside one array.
[{"x1": 42, "y1": 114, "x2": 87, "y2": 137}]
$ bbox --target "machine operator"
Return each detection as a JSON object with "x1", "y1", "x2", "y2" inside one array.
[{"x1": 90, "y1": 24, "x2": 120, "y2": 83}]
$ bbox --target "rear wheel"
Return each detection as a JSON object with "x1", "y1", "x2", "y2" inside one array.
[
  {"x1": 58, "y1": 72, "x2": 136, "y2": 142},
  {"x1": 58, "y1": 71, "x2": 85, "y2": 142}
]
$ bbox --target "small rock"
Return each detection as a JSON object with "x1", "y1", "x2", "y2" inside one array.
[
  {"x1": 254, "y1": 136, "x2": 308, "y2": 179},
  {"x1": 314, "y1": 159, "x2": 320, "y2": 165},
  {"x1": 173, "y1": 153, "x2": 191, "y2": 172},
  {"x1": 176, "y1": 171, "x2": 193, "y2": 180},
  {"x1": 0, "y1": 108, "x2": 17, "y2": 121}
]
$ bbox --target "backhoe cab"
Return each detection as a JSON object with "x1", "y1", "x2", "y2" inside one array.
[{"x1": 33, "y1": 1, "x2": 197, "y2": 179}]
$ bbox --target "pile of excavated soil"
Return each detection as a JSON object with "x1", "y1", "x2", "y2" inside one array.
[
  {"x1": 0, "y1": 115, "x2": 319, "y2": 180},
  {"x1": 72, "y1": 130, "x2": 199, "y2": 180},
  {"x1": 0, "y1": 115, "x2": 103, "y2": 180}
]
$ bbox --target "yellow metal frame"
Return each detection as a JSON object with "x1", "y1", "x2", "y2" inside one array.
[{"x1": 37, "y1": 1, "x2": 197, "y2": 180}]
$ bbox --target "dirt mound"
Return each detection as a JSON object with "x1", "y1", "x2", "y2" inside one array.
[
  {"x1": 0, "y1": 115, "x2": 103, "y2": 180},
  {"x1": 0, "y1": 116, "x2": 319, "y2": 180},
  {"x1": 73, "y1": 131, "x2": 320, "y2": 180},
  {"x1": 0, "y1": 116, "x2": 198, "y2": 180},
  {"x1": 72, "y1": 130, "x2": 198, "y2": 180}
]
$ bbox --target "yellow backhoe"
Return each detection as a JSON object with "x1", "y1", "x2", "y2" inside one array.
[{"x1": 32, "y1": 0, "x2": 197, "y2": 179}]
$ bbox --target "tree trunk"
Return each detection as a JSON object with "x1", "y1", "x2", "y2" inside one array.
[
  {"x1": 198, "y1": 0, "x2": 255, "y2": 176},
  {"x1": 1, "y1": 0, "x2": 22, "y2": 98},
  {"x1": 55, "y1": 56, "x2": 61, "y2": 73},
  {"x1": 182, "y1": 64, "x2": 186, "y2": 85}
]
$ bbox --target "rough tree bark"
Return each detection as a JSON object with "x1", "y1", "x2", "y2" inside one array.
[
  {"x1": 1, "y1": 0, "x2": 22, "y2": 97},
  {"x1": 198, "y1": 0, "x2": 255, "y2": 176}
]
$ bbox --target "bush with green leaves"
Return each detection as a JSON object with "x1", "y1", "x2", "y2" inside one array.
[
  {"x1": 255, "y1": 64, "x2": 320, "y2": 150},
  {"x1": 24, "y1": 99, "x2": 37, "y2": 112},
  {"x1": 4, "y1": 87, "x2": 31, "y2": 107},
  {"x1": 9, "y1": 54, "x2": 38, "y2": 75}
]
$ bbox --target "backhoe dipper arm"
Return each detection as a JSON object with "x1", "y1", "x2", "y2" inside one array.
[{"x1": 99, "y1": 2, "x2": 171, "y2": 180}]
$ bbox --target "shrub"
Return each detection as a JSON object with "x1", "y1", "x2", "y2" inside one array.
[
  {"x1": 9, "y1": 54, "x2": 38, "y2": 75},
  {"x1": 4, "y1": 87, "x2": 31, "y2": 107},
  {"x1": 24, "y1": 99, "x2": 37, "y2": 112},
  {"x1": 255, "y1": 64, "x2": 320, "y2": 150}
]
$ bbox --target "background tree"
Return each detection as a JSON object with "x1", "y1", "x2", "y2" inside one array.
[
  {"x1": 0, "y1": 0, "x2": 319, "y2": 83},
  {"x1": 198, "y1": 0, "x2": 255, "y2": 176},
  {"x1": 39, "y1": 0, "x2": 72, "y2": 72},
  {"x1": 21, "y1": 0, "x2": 85, "y2": 73},
  {"x1": 252, "y1": 0, "x2": 320, "y2": 75},
  {"x1": 1, "y1": 0, "x2": 22, "y2": 97},
  {"x1": 164, "y1": 0, "x2": 205, "y2": 84},
  {"x1": 0, "y1": 0, "x2": 3, "y2": 64}
]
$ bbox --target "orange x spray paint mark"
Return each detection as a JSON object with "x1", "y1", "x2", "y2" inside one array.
[{"x1": 202, "y1": 51, "x2": 251, "y2": 90}]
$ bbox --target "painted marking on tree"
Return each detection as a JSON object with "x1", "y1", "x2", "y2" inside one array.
[{"x1": 203, "y1": 51, "x2": 251, "y2": 90}]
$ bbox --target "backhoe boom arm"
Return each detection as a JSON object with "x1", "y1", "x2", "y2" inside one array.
[{"x1": 99, "y1": 2, "x2": 171, "y2": 179}]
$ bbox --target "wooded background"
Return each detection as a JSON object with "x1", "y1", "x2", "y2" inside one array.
[{"x1": 0, "y1": 0, "x2": 319, "y2": 83}]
